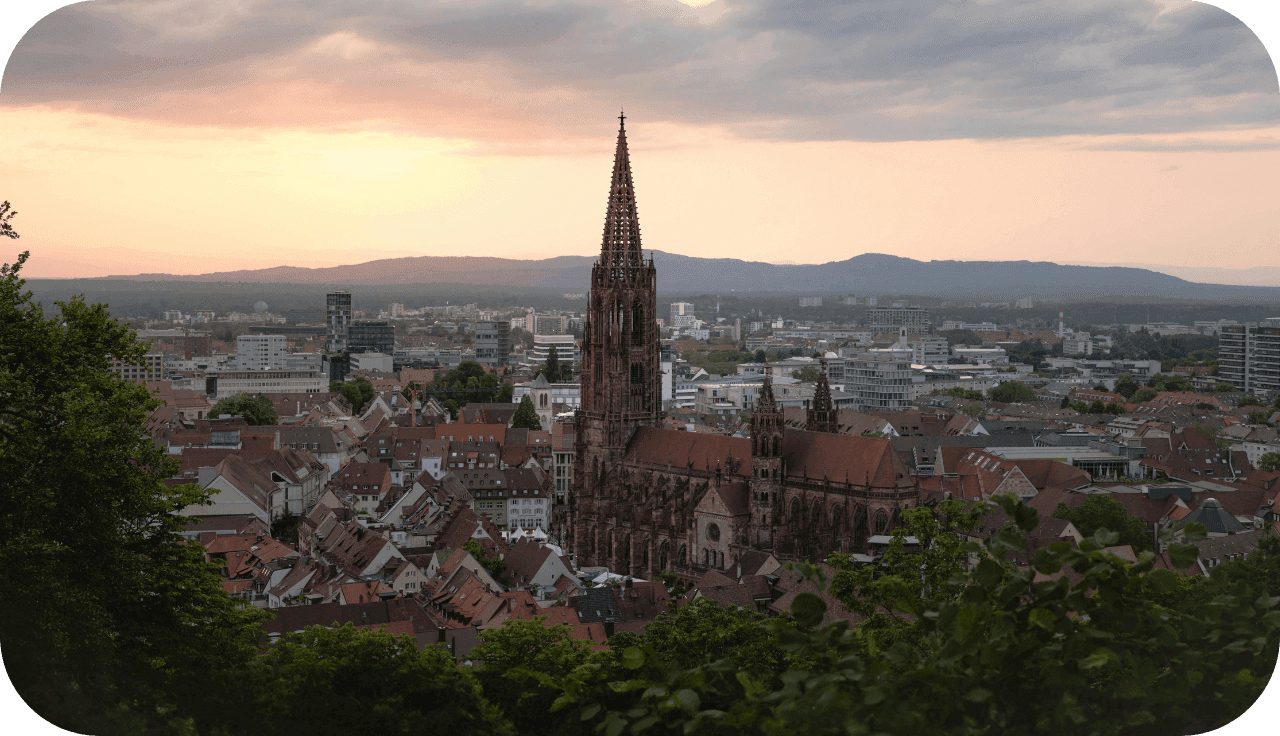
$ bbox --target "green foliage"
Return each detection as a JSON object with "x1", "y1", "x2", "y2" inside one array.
[
  {"x1": 1, "y1": 250, "x2": 271, "y2": 733},
  {"x1": 1131, "y1": 387, "x2": 1158, "y2": 403},
  {"x1": 611, "y1": 597, "x2": 788, "y2": 675},
  {"x1": 209, "y1": 392, "x2": 279, "y2": 425},
  {"x1": 555, "y1": 496, "x2": 1280, "y2": 736},
  {"x1": 464, "y1": 538, "x2": 508, "y2": 575},
  {"x1": 988, "y1": 381, "x2": 1036, "y2": 403},
  {"x1": 1196, "y1": 424, "x2": 1232, "y2": 451},
  {"x1": 1148, "y1": 372, "x2": 1191, "y2": 392},
  {"x1": 792, "y1": 366, "x2": 821, "y2": 382},
  {"x1": 754, "y1": 349, "x2": 768, "y2": 363},
  {"x1": 245, "y1": 624, "x2": 511, "y2": 736},
  {"x1": 943, "y1": 386, "x2": 984, "y2": 400},
  {"x1": 1214, "y1": 382, "x2": 1236, "y2": 393},
  {"x1": 0, "y1": 200, "x2": 17, "y2": 241},
  {"x1": 545, "y1": 344, "x2": 563, "y2": 383},
  {"x1": 1238, "y1": 396, "x2": 1264, "y2": 407},
  {"x1": 495, "y1": 382, "x2": 514, "y2": 403},
  {"x1": 1259, "y1": 452, "x2": 1280, "y2": 473},
  {"x1": 1113, "y1": 373, "x2": 1139, "y2": 399},
  {"x1": 511, "y1": 394, "x2": 543, "y2": 431},
  {"x1": 1052, "y1": 496, "x2": 1152, "y2": 552},
  {"x1": 334, "y1": 376, "x2": 375, "y2": 412}
]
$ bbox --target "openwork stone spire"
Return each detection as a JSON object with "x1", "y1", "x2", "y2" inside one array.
[
  {"x1": 757, "y1": 370, "x2": 779, "y2": 415},
  {"x1": 601, "y1": 111, "x2": 644, "y2": 271},
  {"x1": 807, "y1": 358, "x2": 837, "y2": 433}
]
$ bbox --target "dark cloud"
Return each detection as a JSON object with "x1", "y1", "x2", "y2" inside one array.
[{"x1": 2, "y1": 0, "x2": 1276, "y2": 142}]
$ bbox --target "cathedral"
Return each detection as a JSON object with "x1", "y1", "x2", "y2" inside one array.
[{"x1": 570, "y1": 116, "x2": 920, "y2": 579}]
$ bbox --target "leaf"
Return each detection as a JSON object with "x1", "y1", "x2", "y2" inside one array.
[
  {"x1": 1028, "y1": 608, "x2": 1056, "y2": 631},
  {"x1": 1013, "y1": 502, "x2": 1040, "y2": 534},
  {"x1": 1080, "y1": 648, "x2": 1116, "y2": 670},
  {"x1": 1093, "y1": 528, "x2": 1119, "y2": 547},
  {"x1": 997, "y1": 526, "x2": 1027, "y2": 553},
  {"x1": 1167, "y1": 543, "x2": 1200, "y2": 570},
  {"x1": 790, "y1": 592, "x2": 827, "y2": 629},
  {"x1": 581, "y1": 704, "x2": 602, "y2": 721},
  {"x1": 631, "y1": 715, "x2": 660, "y2": 734},
  {"x1": 621, "y1": 646, "x2": 645, "y2": 670},
  {"x1": 674, "y1": 689, "x2": 700, "y2": 714},
  {"x1": 1031, "y1": 548, "x2": 1062, "y2": 575},
  {"x1": 974, "y1": 558, "x2": 1004, "y2": 590},
  {"x1": 864, "y1": 687, "x2": 886, "y2": 705},
  {"x1": 1182, "y1": 521, "x2": 1208, "y2": 541},
  {"x1": 966, "y1": 688, "x2": 993, "y2": 703},
  {"x1": 1146, "y1": 569, "x2": 1178, "y2": 594}
]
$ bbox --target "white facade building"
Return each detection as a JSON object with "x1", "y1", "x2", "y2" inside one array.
[
  {"x1": 236, "y1": 334, "x2": 289, "y2": 371},
  {"x1": 212, "y1": 370, "x2": 327, "y2": 400},
  {"x1": 846, "y1": 354, "x2": 913, "y2": 412}
]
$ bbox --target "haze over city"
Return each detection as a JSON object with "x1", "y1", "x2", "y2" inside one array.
[{"x1": 2, "y1": 0, "x2": 1279, "y2": 281}]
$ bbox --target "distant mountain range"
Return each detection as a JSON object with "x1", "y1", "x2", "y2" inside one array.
[{"x1": 102, "y1": 252, "x2": 1280, "y2": 301}]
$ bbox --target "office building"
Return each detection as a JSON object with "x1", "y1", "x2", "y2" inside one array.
[
  {"x1": 325, "y1": 291, "x2": 352, "y2": 352},
  {"x1": 474, "y1": 321, "x2": 511, "y2": 366},
  {"x1": 236, "y1": 334, "x2": 288, "y2": 371},
  {"x1": 669, "y1": 302, "x2": 695, "y2": 329},
  {"x1": 348, "y1": 321, "x2": 395, "y2": 355}
]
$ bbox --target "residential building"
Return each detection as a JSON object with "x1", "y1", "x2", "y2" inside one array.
[
  {"x1": 1218, "y1": 319, "x2": 1280, "y2": 396},
  {"x1": 1062, "y1": 332, "x2": 1094, "y2": 356},
  {"x1": 113, "y1": 351, "x2": 165, "y2": 382},
  {"x1": 953, "y1": 347, "x2": 1009, "y2": 365},
  {"x1": 868, "y1": 306, "x2": 930, "y2": 335},
  {"x1": 350, "y1": 352, "x2": 393, "y2": 373},
  {"x1": 326, "y1": 291, "x2": 352, "y2": 352},
  {"x1": 799, "y1": 296, "x2": 823, "y2": 307},
  {"x1": 845, "y1": 354, "x2": 913, "y2": 412},
  {"x1": 912, "y1": 335, "x2": 949, "y2": 365},
  {"x1": 531, "y1": 313, "x2": 569, "y2": 335}
]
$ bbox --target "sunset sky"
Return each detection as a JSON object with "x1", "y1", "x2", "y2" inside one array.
[{"x1": 2, "y1": 1, "x2": 1278, "y2": 279}]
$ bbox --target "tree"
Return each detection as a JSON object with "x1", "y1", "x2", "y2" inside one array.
[
  {"x1": 754, "y1": 349, "x2": 768, "y2": 363},
  {"x1": 470, "y1": 617, "x2": 597, "y2": 736},
  {"x1": 511, "y1": 394, "x2": 543, "y2": 431},
  {"x1": 792, "y1": 366, "x2": 821, "y2": 382},
  {"x1": 0, "y1": 200, "x2": 17, "y2": 241},
  {"x1": 1, "y1": 249, "x2": 270, "y2": 733},
  {"x1": 1113, "y1": 373, "x2": 1139, "y2": 398},
  {"x1": 1214, "y1": 382, "x2": 1236, "y2": 393},
  {"x1": 988, "y1": 381, "x2": 1036, "y2": 403},
  {"x1": 610, "y1": 597, "x2": 788, "y2": 675},
  {"x1": 1052, "y1": 496, "x2": 1151, "y2": 552},
  {"x1": 495, "y1": 383, "x2": 515, "y2": 403},
  {"x1": 463, "y1": 538, "x2": 508, "y2": 576},
  {"x1": 246, "y1": 623, "x2": 511, "y2": 736},
  {"x1": 209, "y1": 393, "x2": 279, "y2": 425},
  {"x1": 1258, "y1": 452, "x2": 1280, "y2": 472},
  {"x1": 336, "y1": 376, "x2": 375, "y2": 412},
  {"x1": 544, "y1": 344, "x2": 562, "y2": 383},
  {"x1": 1131, "y1": 387, "x2": 1158, "y2": 403}
]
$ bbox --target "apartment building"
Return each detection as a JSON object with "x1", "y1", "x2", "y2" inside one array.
[
  {"x1": 868, "y1": 306, "x2": 931, "y2": 335},
  {"x1": 1219, "y1": 319, "x2": 1280, "y2": 396},
  {"x1": 845, "y1": 354, "x2": 913, "y2": 412}
]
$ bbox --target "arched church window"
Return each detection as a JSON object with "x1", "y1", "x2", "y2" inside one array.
[
  {"x1": 874, "y1": 509, "x2": 889, "y2": 535},
  {"x1": 706, "y1": 523, "x2": 720, "y2": 542}
]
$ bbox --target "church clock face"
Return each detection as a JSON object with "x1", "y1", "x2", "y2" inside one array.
[{"x1": 706, "y1": 523, "x2": 721, "y2": 542}]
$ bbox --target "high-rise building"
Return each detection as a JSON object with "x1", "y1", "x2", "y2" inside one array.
[
  {"x1": 236, "y1": 334, "x2": 288, "y2": 371},
  {"x1": 1218, "y1": 319, "x2": 1280, "y2": 396},
  {"x1": 325, "y1": 291, "x2": 352, "y2": 352},
  {"x1": 474, "y1": 320, "x2": 511, "y2": 366}
]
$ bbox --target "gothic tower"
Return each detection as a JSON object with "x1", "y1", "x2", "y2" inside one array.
[
  {"x1": 748, "y1": 371, "x2": 783, "y2": 548},
  {"x1": 806, "y1": 358, "x2": 838, "y2": 434},
  {"x1": 572, "y1": 114, "x2": 662, "y2": 570}
]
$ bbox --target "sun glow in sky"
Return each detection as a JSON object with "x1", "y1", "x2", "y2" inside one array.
[{"x1": 2, "y1": 1, "x2": 1279, "y2": 278}]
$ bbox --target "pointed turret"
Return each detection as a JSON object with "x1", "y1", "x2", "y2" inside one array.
[
  {"x1": 807, "y1": 358, "x2": 838, "y2": 433},
  {"x1": 601, "y1": 111, "x2": 644, "y2": 271}
]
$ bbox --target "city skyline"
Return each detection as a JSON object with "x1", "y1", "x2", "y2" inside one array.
[{"x1": 2, "y1": 1, "x2": 1279, "y2": 280}]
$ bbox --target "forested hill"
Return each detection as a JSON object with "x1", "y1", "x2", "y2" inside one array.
[{"x1": 98, "y1": 252, "x2": 1280, "y2": 301}]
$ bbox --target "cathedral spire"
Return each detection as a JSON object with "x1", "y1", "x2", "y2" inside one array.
[
  {"x1": 601, "y1": 110, "x2": 643, "y2": 270},
  {"x1": 807, "y1": 358, "x2": 837, "y2": 433}
]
